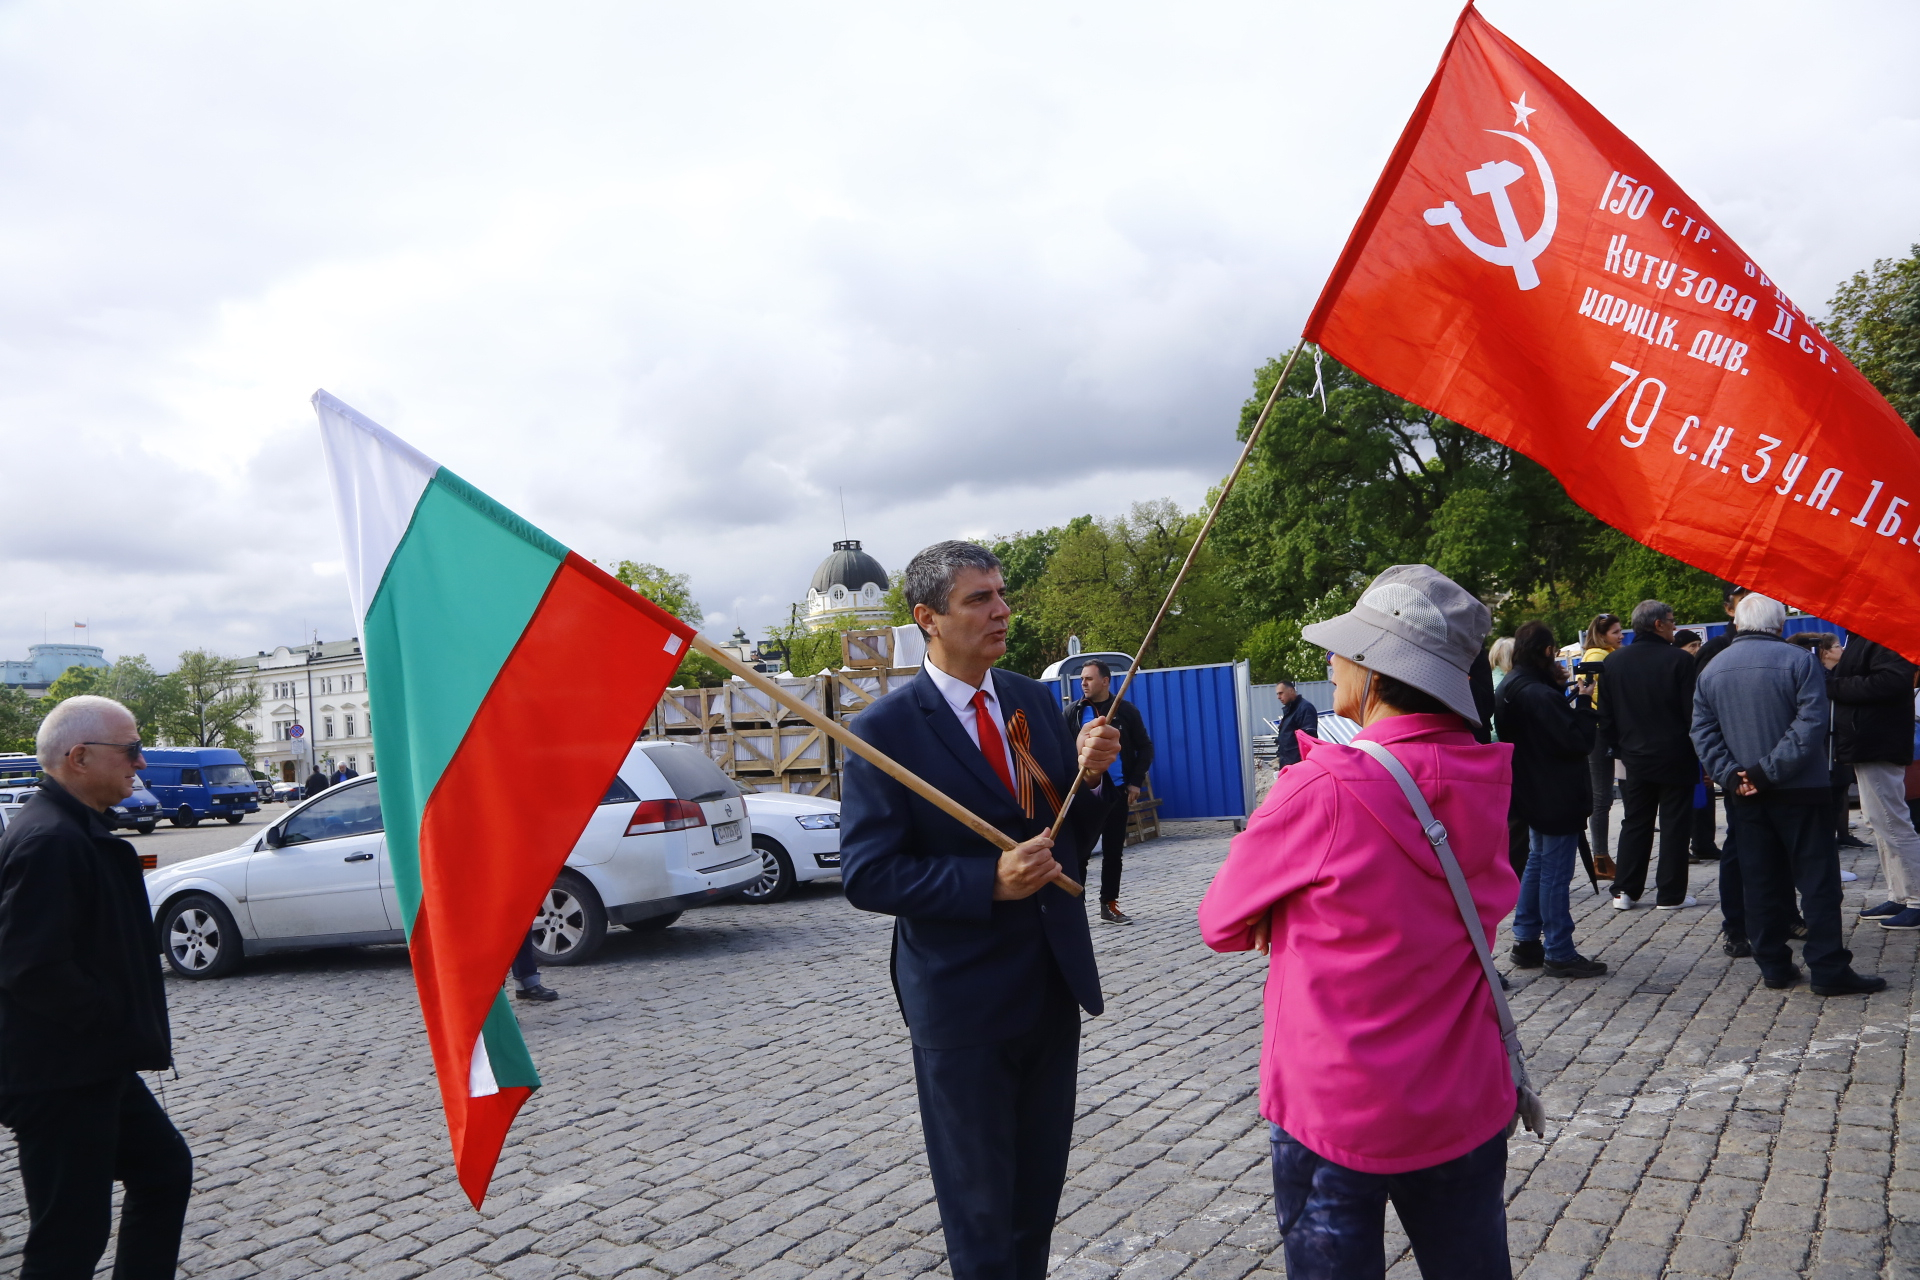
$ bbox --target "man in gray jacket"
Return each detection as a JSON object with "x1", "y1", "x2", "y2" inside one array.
[{"x1": 1691, "y1": 594, "x2": 1884, "y2": 995}]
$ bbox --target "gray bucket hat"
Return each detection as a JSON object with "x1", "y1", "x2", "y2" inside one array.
[{"x1": 1300, "y1": 565, "x2": 1491, "y2": 723}]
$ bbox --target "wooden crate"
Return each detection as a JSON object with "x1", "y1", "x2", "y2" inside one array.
[
  {"x1": 841, "y1": 628, "x2": 895, "y2": 669},
  {"x1": 1124, "y1": 776, "x2": 1163, "y2": 846},
  {"x1": 728, "y1": 724, "x2": 830, "y2": 776},
  {"x1": 832, "y1": 668, "x2": 920, "y2": 723},
  {"x1": 723, "y1": 676, "x2": 827, "y2": 730},
  {"x1": 738, "y1": 774, "x2": 838, "y2": 799},
  {"x1": 653, "y1": 687, "x2": 725, "y2": 736}
]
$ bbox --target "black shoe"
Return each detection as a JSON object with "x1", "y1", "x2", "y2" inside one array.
[
  {"x1": 515, "y1": 983, "x2": 560, "y2": 1002},
  {"x1": 1509, "y1": 939, "x2": 1544, "y2": 969},
  {"x1": 1100, "y1": 901, "x2": 1134, "y2": 925},
  {"x1": 1811, "y1": 972, "x2": 1888, "y2": 996},
  {"x1": 1790, "y1": 916, "x2": 1808, "y2": 939},
  {"x1": 1542, "y1": 954, "x2": 1607, "y2": 979},
  {"x1": 1722, "y1": 932, "x2": 1752, "y2": 958},
  {"x1": 1837, "y1": 833, "x2": 1872, "y2": 849},
  {"x1": 1763, "y1": 966, "x2": 1805, "y2": 990}
]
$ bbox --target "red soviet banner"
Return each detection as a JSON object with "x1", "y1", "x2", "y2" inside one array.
[{"x1": 1305, "y1": 4, "x2": 1918, "y2": 658}]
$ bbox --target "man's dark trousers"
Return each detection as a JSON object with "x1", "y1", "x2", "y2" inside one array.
[
  {"x1": 1720, "y1": 825, "x2": 1745, "y2": 943},
  {"x1": 0, "y1": 1073, "x2": 191, "y2": 1280},
  {"x1": 1611, "y1": 775, "x2": 1692, "y2": 904},
  {"x1": 1729, "y1": 800, "x2": 1850, "y2": 985},
  {"x1": 1080, "y1": 788, "x2": 1129, "y2": 903},
  {"x1": 913, "y1": 974, "x2": 1079, "y2": 1280}
]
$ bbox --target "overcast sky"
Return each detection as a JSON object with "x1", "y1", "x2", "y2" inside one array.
[{"x1": 3, "y1": 1, "x2": 1915, "y2": 667}]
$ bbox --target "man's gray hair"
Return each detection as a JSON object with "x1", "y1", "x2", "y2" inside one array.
[
  {"x1": 36, "y1": 695, "x2": 135, "y2": 770},
  {"x1": 1628, "y1": 599, "x2": 1672, "y2": 634},
  {"x1": 903, "y1": 540, "x2": 1003, "y2": 630},
  {"x1": 1733, "y1": 593, "x2": 1788, "y2": 635}
]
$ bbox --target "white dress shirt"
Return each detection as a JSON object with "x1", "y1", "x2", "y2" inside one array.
[{"x1": 923, "y1": 658, "x2": 1017, "y2": 785}]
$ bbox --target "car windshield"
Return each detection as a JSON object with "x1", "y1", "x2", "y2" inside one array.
[
  {"x1": 644, "y1": 742, "x2": 742, "y2": 802},
  {"x1": 280, "y1": 783, "x2": 384, "y2": 844},
  {"x1": 204, "y1": 764, "x2": 253, "y2": 786}
]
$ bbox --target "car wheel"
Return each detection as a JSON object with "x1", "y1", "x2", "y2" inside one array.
[
  {"x1": 625, "y1": 910, "x2": 682, "y2": 931},
  {"x1": 160, "y1": 894, "x2": 243, "y2": 979},
  {"x1": 224, "y1": 813, "x2": 244, "y2": 824},
  {"x1": 528, "y1": 870, "x2": 608, "y2": 966},
  {"x1": 135, "y1": 822, "x2": 156, "y2": 836},
  {"x1": 738, "y1": 837, "x2": 797, "y2": 904},
  {"x1": 171, "y1": 806, "x2": 198, "y2": 828}
]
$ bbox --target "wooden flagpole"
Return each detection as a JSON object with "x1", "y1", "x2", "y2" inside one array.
[
  {"x1": 1047, "y1": 337, "x2": 1312, "y2": 841},
  {"x1": 687, "y1": 634, "x2": 1086, "y2": 896}
]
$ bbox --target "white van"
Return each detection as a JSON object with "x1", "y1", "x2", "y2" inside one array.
[{"x1": 144, "y1": 739, "x2": 761, "y2": 979}]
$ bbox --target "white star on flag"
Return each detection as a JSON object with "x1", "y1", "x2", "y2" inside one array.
[{"x1": 1510, "y1": 91, "x2": 1535, "y2": 130}]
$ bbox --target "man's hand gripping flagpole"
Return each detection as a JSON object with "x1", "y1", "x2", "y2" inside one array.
[
  {"x1": 687, "y1": 635, "x2": 1088, "y2": 896},
  {"x1": 1045, "y1": 338, "x2": 1311, "y2": 842}
]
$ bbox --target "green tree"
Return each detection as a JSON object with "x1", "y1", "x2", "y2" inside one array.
[
  {"x1": 1826, "y1": 245, "x2": 1920, "y2": 429},
  {"x1": 44, "y1": 656, "x2": 180, "y2": 745},
  {"x1": 159, "y1": 650, "x2": 261, "y2": 756},
  {"x1": 0, "y1": 685, "x2": 43, "y2": 755},
  {"x1": 607, "y1": 559, "x2": 724, "y2": 687}
]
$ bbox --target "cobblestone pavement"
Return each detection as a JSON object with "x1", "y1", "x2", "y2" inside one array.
[{"x1": 2, "y1": 816, "x2": 1913, "y2": 1278}]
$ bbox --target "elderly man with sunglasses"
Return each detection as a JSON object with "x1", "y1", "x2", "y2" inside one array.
[{"x1": 0, "y1": 695, "x2": 190, "y2": 1280}]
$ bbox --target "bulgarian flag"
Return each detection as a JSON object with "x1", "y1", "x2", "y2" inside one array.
[{"x1": 313, "y1": 390, "x2": 695, "y2": 1206}]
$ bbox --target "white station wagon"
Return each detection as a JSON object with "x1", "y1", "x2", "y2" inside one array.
[{"x1": 146, "y1": 739, "x2": 763, "y2": 978}]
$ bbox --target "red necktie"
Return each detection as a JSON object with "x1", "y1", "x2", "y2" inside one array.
[{"x1": 972, "y1": 691, "x2": 1016, "y2": 796}]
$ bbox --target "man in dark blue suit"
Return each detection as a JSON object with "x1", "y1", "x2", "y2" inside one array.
[{"x1": 842, "y1": 540, "x2": 1121, "y2": 1280}]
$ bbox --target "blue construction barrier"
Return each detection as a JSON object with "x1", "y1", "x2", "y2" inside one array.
[{"x1": 1048, "y1": 661, "x2": 1253, "y2": 822}]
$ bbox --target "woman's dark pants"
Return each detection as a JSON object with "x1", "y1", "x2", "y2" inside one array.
[{"x1": 1270, "y1": 1124, "x2": 1510, "y2": 1280}]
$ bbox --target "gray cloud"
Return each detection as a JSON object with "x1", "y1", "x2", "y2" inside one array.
[{"x1": 1, "y1": 0, "x2": 1915, "y2": 664}]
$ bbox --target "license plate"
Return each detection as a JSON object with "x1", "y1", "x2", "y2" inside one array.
[{"x1": 711, "y1": 820, "x2": 743, "y2": 845}]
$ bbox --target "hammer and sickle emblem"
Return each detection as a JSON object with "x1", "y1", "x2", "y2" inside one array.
[{"x1": 1423, "y1": 129, "x2": 1558, "y2": 291}]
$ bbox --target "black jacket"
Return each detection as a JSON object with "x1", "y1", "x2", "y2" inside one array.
[
  {"x1": 1063, "y1": 695, "x2": 1154, "y2": 788},
  {"x1": 1828, "y1": 638, "x2": 1917, "y2": 766},
  {"x1": 0, "y1": 778, "x2": 172, "y2": 1092},
  {"x1": 1694, "y1": 629, "x2": 1736, "y2": 674},
  {"x1": 305, "y1": 770, "x2": 330, "y2": 798},
  {"x1": 1272, "y1": 694, "x2": 1320, "y2": 767},
  {"x1": 1598, "y1": 632, "x2": 1699, "y2": 785},
  {"x1": 842, "y1": 670, "x2": 1105, "y2": 1048},
  {"x1": 1494, "y1": 668, "x2": 1597, "y2": 835}
]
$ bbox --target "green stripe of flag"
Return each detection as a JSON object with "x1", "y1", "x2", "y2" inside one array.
[{"x1": 365, "y1": 469, "x2": 567, "y2": 928}]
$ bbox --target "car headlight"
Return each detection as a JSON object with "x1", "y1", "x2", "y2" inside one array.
[{"x1": 795, "y1": 813, "x2": 840, "y2": 830}]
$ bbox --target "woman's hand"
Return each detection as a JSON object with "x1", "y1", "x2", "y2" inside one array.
[{"x1": 1248, "y1": 910, "x2": 1272, "y2": 956}]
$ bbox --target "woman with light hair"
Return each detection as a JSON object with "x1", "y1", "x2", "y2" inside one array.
[{"x1": 1489, "y1": 636, "x2": 1515, "y2": 688}]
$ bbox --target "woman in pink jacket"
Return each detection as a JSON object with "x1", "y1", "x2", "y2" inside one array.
[{"x1": 1199, "y1": 565, "x2": 1519, "y2": 1280}]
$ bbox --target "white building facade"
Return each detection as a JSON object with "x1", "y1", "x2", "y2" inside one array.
[{"x1": 240, "y1": 639, "x2": 375, "y2": 782}]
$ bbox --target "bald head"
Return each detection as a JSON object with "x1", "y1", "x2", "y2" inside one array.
[{"x1": 37, "y1": 696, "x2": 145, "y2": 811}]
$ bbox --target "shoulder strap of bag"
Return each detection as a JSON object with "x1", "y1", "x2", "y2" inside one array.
[{"x1": 1352, "y1": 738, "x2": 1545, "y2": 1136}]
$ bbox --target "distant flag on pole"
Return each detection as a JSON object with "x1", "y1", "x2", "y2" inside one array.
[
  {"x1": 312, "y1": 390, "x2": 694, "y2": 1206},
  {"x1": 1304, "y1": 4, "x2": 1920, "y2": 656}
]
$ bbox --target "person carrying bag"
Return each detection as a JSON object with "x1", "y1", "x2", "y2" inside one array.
[{"x1": 1199, "y1": 565, "x2": 1533, "y2": 1280}]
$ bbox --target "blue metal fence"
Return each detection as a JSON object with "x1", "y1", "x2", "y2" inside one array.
[{"x1": 1048, "y1": 661, "x2": 1252, "y2": 821}]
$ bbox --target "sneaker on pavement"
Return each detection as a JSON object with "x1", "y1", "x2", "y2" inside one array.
[
  {"x1": 1840, "y1": 869, "x2": 1859, "y2": 883},
  {"x1": 1610, "y1": 893, "x2": 1636, "y2": 910},
  {"x1": 1812, "y1": 972, "x2": 1889, "y2": 996},
  {"x1": 514, "y1": 983, "x2": 560, "y2": 1002},
  {"x1": 1861, "y1": 899, "x2": 1905, "y2": 919},
  {"x1": 1510, "y1": 939, "x2": 1544, "y2": 969},
  {"x1": 1655, "y1": 896, "x2": 1699, "y2": 911},
  {"x1": 1100, "y1": 901, "x2": 1134, "y2": 925},
  {"x1": 1837, "y1": 832, "x2": 1873, "y2": 849},
  {"x1": 1763, "y1": 966, "x2": 1805, "y2": 990},
  {"x1": 1880, "y1": 908, "x2": 1920, "y2": 930},
  {"x1": 1542, "y1": 954, "x2": 1608, "y2": 979}
]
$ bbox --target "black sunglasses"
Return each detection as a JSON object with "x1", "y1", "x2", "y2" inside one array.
[{"x1": 77, "y1": 741, "x2": 144, "y2": 762}]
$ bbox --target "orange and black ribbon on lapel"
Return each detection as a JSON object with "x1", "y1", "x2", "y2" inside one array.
[{"x1": 1004, "y1": 709, "x2": 1063, "y2": 820}]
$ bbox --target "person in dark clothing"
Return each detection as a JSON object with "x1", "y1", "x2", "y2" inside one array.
[
  {"x1": 1599, "y1": 600, "x2": 1701, "y2": 910},
  {"x1": 1692, "y1": 594, "x2": 1884, "y2": 996},
  {"x1": 0, "y1": 696, "x2": 191, "y2": 1279},
  {"x1": 1579, "y1": 613, "x2": 1625, "y2": 869},
  {"x1": 1065, "y1": 660, "x2": 1154, "y2": 924},
  {"x1": 304, "y1": 766, "x2": 330, "y2": 799},
  {"x1": 1674, "y1": 630, "x2": 1719, "y2": 861},
  {"x1": 1696, "y1": 586, "x2": 1752, "y2": 954},
  {"x1": 1786, "y1": 634, "x2": 1866, "y2": 854},
  {"x1": 1272, "y1": 680, "x2": 1320, "y2": 767},
  {"x1": 1826, "y1": 635, "x2": 1920, "y2": 928},
  {"x1": 1495, "y1": 621, "x2": 1605, "y2": 978}
]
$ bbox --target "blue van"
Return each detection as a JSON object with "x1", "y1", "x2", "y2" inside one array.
[
  {"x1": 139, "y1": 748, "x2": 261, "y2": 827},
  {"x1": 0, "y1": 753, "x2": 39, "y2": 782}
]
